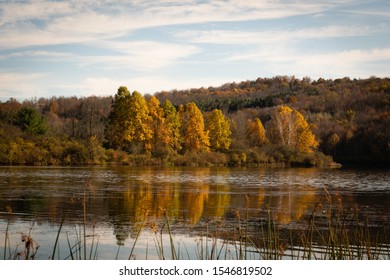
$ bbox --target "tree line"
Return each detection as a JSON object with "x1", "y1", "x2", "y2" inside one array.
[{"x1": 1, "y1": 76, "x2": 389, "y2": 166}]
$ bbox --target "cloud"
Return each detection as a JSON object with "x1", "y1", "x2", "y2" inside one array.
[
  {"x1": 0, "y1": 0, "x2": 73, "y2": 25},
  {"x1": 176, "y1": 25, "x2": 383, "y2": 45},
  {"x1": 78, "y1": 41, "x2": 200, "y2": 71},
  {"x1": 0, "y1": 72, "x2": 47, "y2": 101},
  {"x1": 291, "y1": 48, "x2": 390, "y2": 77},
  {"x1": 78, "y1": 74, "x2": 243, "y2": 96},
  {"x1": 0, "y1": 0, "x2": 388, "y2": 100},
  {"x1": 256, "y1": 48, "x2": 390, "y2": 79},
  {"x1": 0, "y1": 0, "x2": 360, "y2": 50}
]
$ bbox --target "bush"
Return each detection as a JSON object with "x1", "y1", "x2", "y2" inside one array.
[
  {"x1": 172, "y1": 151, "x2": 229, "y2": 167},
  {"x1": 61, "y1": 141, "x2": 88, "y2": 165}
]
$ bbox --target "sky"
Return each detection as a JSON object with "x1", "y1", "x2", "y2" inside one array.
[{"x1": 0, "y1": 0, "x2": 389, "y2": 101}]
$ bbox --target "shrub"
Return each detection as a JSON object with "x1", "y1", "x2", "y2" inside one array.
[{"x1": 61, "y1": 141, "x2": 88, "y2": 165}]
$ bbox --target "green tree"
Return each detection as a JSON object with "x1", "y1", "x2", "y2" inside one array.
[
  {"x1": 205, "y1": 109, "x2": 231, "y2": 151},
  {"x1": 104, "y1": 86, "x2": 132, "y2": 149},
  {"x1": 180, "y1": 102, "x2": 210, "y2": 152},
  {"x1": 16, "y1": 107, "x2": 47, "y2": 135}
]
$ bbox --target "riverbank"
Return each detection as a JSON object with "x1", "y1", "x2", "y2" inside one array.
[{"x1": 0, "y1": 139, "x2": 339, "y2": 168}]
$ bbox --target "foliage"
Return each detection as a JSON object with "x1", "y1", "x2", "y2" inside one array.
[
  {"x1": 246, "y1": 118, "x2": 268, "y2": 147},
  {"x1": 16, "y1": 107, "x2": 47, "y2": 135},
  {"x1": 205, "y1": 109, "x2": 232, "y2": 151},
  {"x1": 127, "y1": 90, "x2": 153, "y2": 152},
  {"x1": 147, "y1": 96, "x2": 177, "y2": 157},
  {"x1": 268, "y1": 105, "x2": 318, "y2": 153},
  {"x1": 179, "y1": 102, "x2": 210, "y2": 152},
  {"x1": 104, "y1": 88, "x2": 152, "y2": 153},
  {"x1": 104, "y1": 86, "x2": 132, "y2": 149},
  {"x1": 1, "y1": 76, "x2": 389, "y2": 166},
  {"x1": 162, "y1": 100, "x2": 181, "y2": 152}
]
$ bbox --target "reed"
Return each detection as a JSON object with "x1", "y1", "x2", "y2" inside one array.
[
  {"x1": 3, "y1": 188, "x2": 389, "y2": 260},
  {"x1": 3, "y1": 206, "x2": 12, "y2": 260},
  {"x1": 128, "y1": 211, "x2": 148, "y2": 260},
  {"x1": 52, "y1": 207, "x2": 67, "y2": 260}
]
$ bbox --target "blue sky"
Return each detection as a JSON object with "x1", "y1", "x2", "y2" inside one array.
[{"x1": 0, "y1": 0, "x2": 389, "y2": 101}]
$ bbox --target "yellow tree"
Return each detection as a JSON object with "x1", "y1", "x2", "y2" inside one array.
[
  {"x1": 205, "y1": 109, "x2": 231, "y2": 151},
  {"x1": 127, "y1": 91, "x2": 152, "y2": 153},
  {"x1": 147, "y1": 96, "x2": 179, "y2": 155},
  {"x1": 162, "y1": 100, "x2": 181, "y2": 151},
  {"x1": 180, "y1": 102, "x2": 210, "y2": 152},
  {"x1": 269, "y1": 105, "x2": 318, "y2": 153},
  {"x1": 246, "y1": 118, "x2": 268, "y2": 147},
  {"x1": 104, "y1": 87, "x2": 152, "y2": 153}
]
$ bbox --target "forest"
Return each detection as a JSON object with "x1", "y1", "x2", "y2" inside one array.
[{"x1": 0, "y1": 76, "x2": 389, "y2": 166}]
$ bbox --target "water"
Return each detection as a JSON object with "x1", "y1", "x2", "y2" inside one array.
[{"x1": 0, "y1": 166, "x2": 389, "y2": 259}]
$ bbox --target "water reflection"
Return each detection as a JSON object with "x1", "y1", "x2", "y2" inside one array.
[{"x1": 0, "y1": 166, "x2": 389, "y2": 259}]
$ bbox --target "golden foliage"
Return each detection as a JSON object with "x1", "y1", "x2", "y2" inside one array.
[
  {"x1": 180, "y1": 102, "x2": 210, "y2": 152},
  {"x1": 246, "y1": 118, "x2": 268, "y2": 147},
  {"x1": 205, "y1": 109, "x2": 232, "y2": 151},
  {"x1": 269, "y1": 105, "x2": 318, "y2": 153}
]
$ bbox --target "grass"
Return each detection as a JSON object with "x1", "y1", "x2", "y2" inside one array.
[{"x1": 2, "y1": 189, "x2": 389, "y2": 260}]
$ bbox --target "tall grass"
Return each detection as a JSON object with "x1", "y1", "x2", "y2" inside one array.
[
  {"x1": 3, "y1": 206, "x2": 12, "y2": 260},
  {"x1": 3, "y1": 189, "x2": 389, "y2": 260}
]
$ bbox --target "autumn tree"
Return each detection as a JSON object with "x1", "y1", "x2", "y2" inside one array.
[
  {"x1": 130, "y1": 91, "x2": 153, "y2": 149},
  {"x1": 162, "y1": 100, "x2": 181, "y2": 151},
  {"x1": 179, "y1": 102, "x2": 210, "y2": 152},
  {"x1": 268, "y1": 105, "x2": 318, "y2": 153},
  {"x1": 104, "y1": 87, "x2": 152, "y2": 153},
  {"x1": 205, "y1": 109, "x2": 231, "y2": 151},
  {"x1": 246, "y1": 118, "x2": 268, "y2": 147},
  {"x1": 0, "y1": 98, "x2": 22, "y2": 124},
  {"x1": 146, "y1": 96, "x2": 174, "y2": 155}
]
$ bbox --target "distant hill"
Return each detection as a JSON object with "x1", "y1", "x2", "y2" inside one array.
[{"x1": 154, "y1": 76, "x2": 390, "y2": 164}]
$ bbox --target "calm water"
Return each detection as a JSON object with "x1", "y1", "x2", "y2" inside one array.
[{"x1": 0, "y1": 166, "x2": 389, "y2": 259}]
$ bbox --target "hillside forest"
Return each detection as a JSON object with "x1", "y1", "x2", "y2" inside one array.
[{"x1": 0, "y1": 76, "x2": 389, "y2": 167}]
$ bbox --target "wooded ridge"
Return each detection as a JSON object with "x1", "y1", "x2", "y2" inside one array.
[{"x1": 1, "y1": 76, "x2": 389, "y2": 166}]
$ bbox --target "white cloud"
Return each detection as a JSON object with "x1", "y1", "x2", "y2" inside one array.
[
  {"x1": 0, "y1": 0, "x2": 361, "y2": 50},
  {"x1": 78, "y1": 77, "x2": 125, "y2": 96},
  {"x1": 0, "y1": 0, "x2": 73, "y2": 25},
  {"x1": 78, "y1": 74, "x2": 244, "y2": 96},
  {"x1": 176, "y1": 25, "x2": 382, "y2": 45},
  {"x1": 0, "y1": 72, "x2": 47, "y2": 101},
  {"x1": 0, "y1": 0, "x2": 388, "y2": 100},
  {"x1": 78, "y1": 41, "x2": 200, "y2": 71},
  {"x1": 245, "y1": 47, "x2": 390, "y2": 79},
  {"x1": 290, "y1": 48, "x2": 390, "y2": 78},
  {"x1": 8, "y1": 50, "x2": 72, "y2": 58}
]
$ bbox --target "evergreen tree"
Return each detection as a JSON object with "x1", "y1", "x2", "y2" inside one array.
[
  {"x1": 104, "y1": 86, "x2": 131, "y2": 149},
  {"x1": 16, "y1": 107, "x2": 47, "y2": 135}
]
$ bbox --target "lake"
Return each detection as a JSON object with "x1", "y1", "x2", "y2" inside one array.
[{"x1": 0, "y1": 166, "x2": 389, "y2": 260}]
